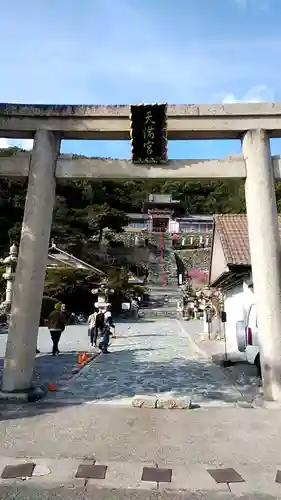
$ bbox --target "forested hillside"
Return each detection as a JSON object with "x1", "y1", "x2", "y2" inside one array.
[{"x1": 1, "y1": 147, "x2": 281, "y2": 257}]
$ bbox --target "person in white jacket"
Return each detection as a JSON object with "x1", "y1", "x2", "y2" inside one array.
[{"x1": 88, "y1": 308, "x2": 98, "y2": 347}]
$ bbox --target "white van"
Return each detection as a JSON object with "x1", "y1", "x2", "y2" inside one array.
[{"x1": 236, "y1": 303, "x2": 261, "y2": 377}]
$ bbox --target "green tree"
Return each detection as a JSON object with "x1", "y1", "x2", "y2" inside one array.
[
  {"x1": 44, "y1": 266, "x2": 100, "y2": 298},
  {"x1": 88, "y1": 203, "x2": 129, "y2": 243},
  {"x1": 43, "y1": 266, "x2": 102, "y2": 315}
]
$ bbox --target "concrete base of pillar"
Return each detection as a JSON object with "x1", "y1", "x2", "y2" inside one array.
[{"x1": 0, "y1": 385, "x2": 47, "y2": 402}]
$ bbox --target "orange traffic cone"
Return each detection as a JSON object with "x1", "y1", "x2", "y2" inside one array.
[
  {"x1": 81, "y1": 352, "x2": 87, "y2": 363},
  {"x1": 47, "y1": 383, "x2": 57, "y2": 392}
]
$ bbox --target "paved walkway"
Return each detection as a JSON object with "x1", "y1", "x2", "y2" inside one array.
[
  {"x1": 46, "y1": 319, "x2": 244, "y2": 406},
  {"x1": 0, "y1": 325, "x2": 95, "y2": 389}
]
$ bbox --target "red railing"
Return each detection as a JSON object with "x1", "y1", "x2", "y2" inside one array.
[{"x1": 159, "y1": 231, "x2": 166, "y2": 288}]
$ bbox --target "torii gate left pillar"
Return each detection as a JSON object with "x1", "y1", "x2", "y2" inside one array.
[{"x1": 1, "y1": 130, "x2": 60, "y2": 397}]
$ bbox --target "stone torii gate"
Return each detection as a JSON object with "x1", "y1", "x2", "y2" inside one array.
[{"x1": 1, "y1": 103, "x2": 281, "y2": 401}]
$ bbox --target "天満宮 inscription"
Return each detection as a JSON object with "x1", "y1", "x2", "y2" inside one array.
[{"x1": 130, "y1": 104, "x2": 167, "y2": 164}]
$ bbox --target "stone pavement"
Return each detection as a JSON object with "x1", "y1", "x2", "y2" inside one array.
[
  {"x1": 0, "y1": 325, "x2": 99, "y2": 390},
  {"x1": 1, "y1": 319, "x2": 280, "y2": 496},
  {"x1": 44, "y1": 319, "x2": 246, "y2": 406},
  {"x1": 0, "y1": 485, "x2": 277, "y2": 500},
  {"x1": 181, "y1": 319, "x2": 262, "y2": 405},
  {"x1": 1, "y1": 406, "x2": 281, "y2": 496}
]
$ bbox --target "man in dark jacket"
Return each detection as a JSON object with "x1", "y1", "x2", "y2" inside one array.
[
  {"x1": 95, "y1": 308, "x2": 105, "y2": 337},
  {"x1": 47, "y1": 303, "x2": 67, "y2": 356}
]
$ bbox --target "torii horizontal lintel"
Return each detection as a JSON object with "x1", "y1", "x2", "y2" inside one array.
[{"x1": 1, "y1": 153, "x2": 281, "y2": 180}]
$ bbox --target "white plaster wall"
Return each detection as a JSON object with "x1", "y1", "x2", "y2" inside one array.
[
  {"x1": 210, "y1": 229, "x2": 227, "y2": 284},
  {"x1": 169, "y1": 220, "x2": 179, "y2": 233},
  {"x1": 224, "y1": 283, "x2": 244, "y2": 353},
  {"x1": 242, "y1": 277, "x2": 255, "y2": 319}
]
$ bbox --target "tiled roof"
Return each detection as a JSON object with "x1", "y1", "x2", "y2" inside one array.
[{"x1": 215, "y1": 214, "x2": 281, "y2": 266}]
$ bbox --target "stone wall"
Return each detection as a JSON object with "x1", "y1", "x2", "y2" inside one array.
[
  {"x1": 103, "y1": 230, "x2": 173, "y2": 248},
  {"x1": 174, "y1": 232, "x2": 212, "y2": 249},
  {"x1": 103, "y1": 230, "x2": 212, "y2": 249},
  {"x1": 176, "y1": 248, "x2": 211, "y2": 271}
]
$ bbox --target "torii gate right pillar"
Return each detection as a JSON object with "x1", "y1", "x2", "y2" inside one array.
[{"x1": 243, "y1": 129, "x2": 281, "y2": 401}]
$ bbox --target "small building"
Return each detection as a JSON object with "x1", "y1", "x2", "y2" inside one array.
[
  {"x1": 209, "y1": 214, "x2": 259, "y2": 354},
  {"x1": 177, "y1": 214, "x2": 213, "y2": 234},
  {"x1": 126, "y1": 193, "x2": 179, "y2": 233},
  {"x1": 143, "y1": 193, "x2": 180, "y2": 233},
  {"x1": 47, "y1": 242, "x2": 143, "y2": 284},
  {"x1": 47, "y1": 243, "x2": 105, "y2": 275},
  {"x1": 126, "y1": 194, "x2": 213, "y2": 235}
]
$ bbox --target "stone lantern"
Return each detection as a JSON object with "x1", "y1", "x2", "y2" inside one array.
[
  {"x1": 0, "y1": 244, "x2": 18, "y2": 315},
  {"x1": 91, "y1": 280, "x2": 114, "y2": 310}
]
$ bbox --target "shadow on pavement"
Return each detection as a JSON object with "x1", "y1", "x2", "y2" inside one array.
[
  {"x1": 0, "y1": 340, "x2": 254, "y2": 421},
  {"x1": 0, "y1": 351, "x2": 98, "y2": 420}
]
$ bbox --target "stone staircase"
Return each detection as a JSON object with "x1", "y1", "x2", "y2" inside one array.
[
  {"x1": 164, "y1": 248, "x2": 178, "y2": 285},
  {"x1": 141, "y1": 233, "x2": 180, "y2": 318},
  {"x1": 141, "y1": 284, "x2": 182, "y2": 319},
  {"x1": 147, "y1": 233, "x2": 178, "y2": 286}
]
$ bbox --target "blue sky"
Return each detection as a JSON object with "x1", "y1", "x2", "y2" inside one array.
[{"x1": 1, "y1": 0, "x2": 281, "y2": 159}]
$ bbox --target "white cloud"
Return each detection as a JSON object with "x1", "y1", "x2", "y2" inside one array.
[
  {"x1": 0, "y1": 138, "x2": 10, "y2": 149},
  {"x1": 0, "y1": 138, "x2": 33, "y2": 150},
  {"x1": 17, "y1": 139, "x2": 33, "y2": 150},
  {"x1": 220, "y1": 85, "x2": 275, "y2": 104}
]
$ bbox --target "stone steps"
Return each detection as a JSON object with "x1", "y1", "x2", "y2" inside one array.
[
  {"x1": 140, "y1": 308, "x2": 178, "y2": 318},
  {"x1": 143, "y1": 280, "x2": 179, "y2": 314},
  {"x1": 149, "y1": 288, "x2": 181, "y2": 295},
  {"x1": 148, "y1": 245, "x2": 179, "y2": 286},
  {"x1": 149, "y1": 288, "x2": 181, "y2": 294},
  {"x1": 141, "y1": 280, "x2": 180, "y2": 317}
]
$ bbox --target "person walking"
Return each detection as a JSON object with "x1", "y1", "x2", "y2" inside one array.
[
  {"x1": 98, "y1": 305, "x2": 114, "y2": 353},
  {"x1": 47, "y1": 303, "x2": 67, "y2": 356},
  {"x1": 105, "y1": 304, "x2": 115, "y2": 337},
  {"x1": 99, "y1": 323, "x2": 111, "y2": 353},
  {"x1": 131, "y1": 298, "x2": 139, "y2": 320},
  {"x1": 104, "y1": 304, "x2": 113, "y2": 327},
  {"x1": 88, "y1": 308, "x2": 98, "y2": 347},
  {"x1": 177, "y1": 300, "x2": 184, "y2": 320},
  {"x1": 95, "y1": 307, "x2": 105, "y2": 338}
]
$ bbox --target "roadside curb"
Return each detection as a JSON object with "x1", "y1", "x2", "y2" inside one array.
[
  {"x1": 177, "y1": 320, "x2": 216, "y2": 360},
  {"x1": 55, "y1": 351, "x2": 102, "y2": 387},
  {"x1": 70, "y1": 351, "x2": 101, "y2": 376},
  {"x1": 55, "y1": 335, "x2": 116, "y2": 388}
]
